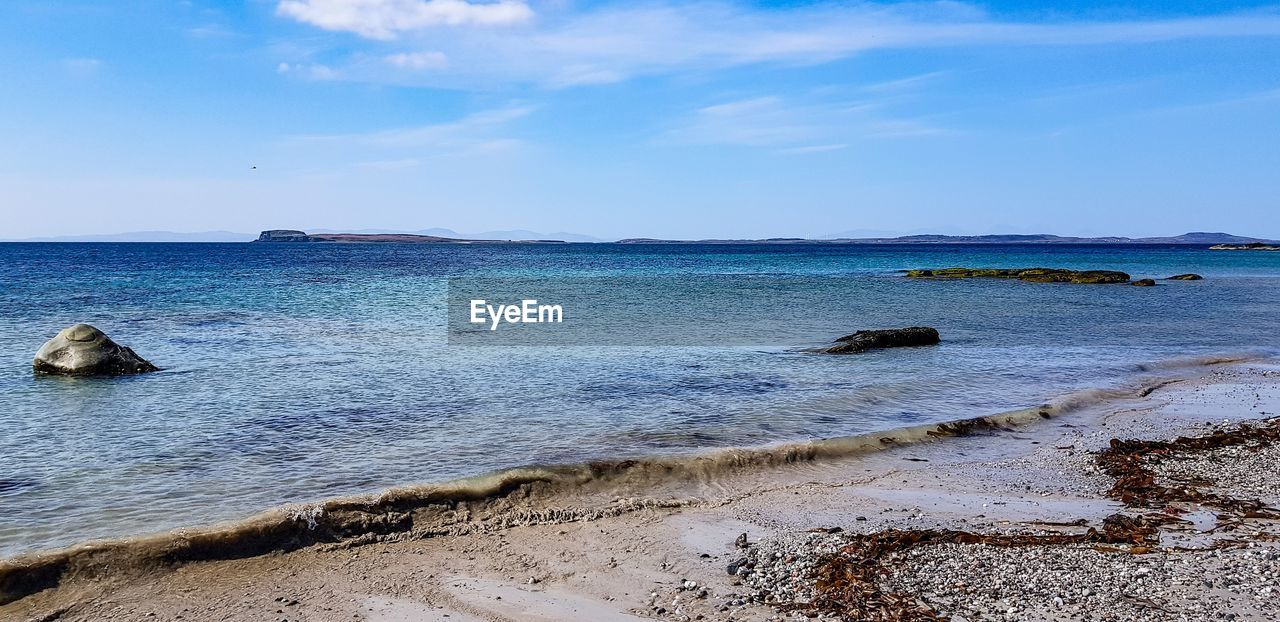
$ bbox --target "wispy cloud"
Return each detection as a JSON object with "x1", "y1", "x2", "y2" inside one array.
[
  {"x1": 778, "y1": 143, "x2": 848, "y2": 155},
  {"x1": 663, "y1": 95, "x2": 951, "y2": 151},
  {"x1": 863, "y1": 71, "x2": 949, "y2": 93},
  {"x1": 354, "y1": 158, "x2": 422, "y2": 170},
  {"x1": 61, "y1": 57, "x2": 103, "y2": 75},
  {"x1": 1148, "y1": 87, "x2": 1280, "y2": 114},
  {"x1": 359, "y1": 106, "x2": 530, "y2": 148},
  {"x1": 275, "y1": 2, "x2": 1280, "y2": 88},
  {"x1": 292, "y1": 105, "x2": 533, "y2": 155},
  {"x1": 188, "y1": 23, "x2": 237, "y2": 39},
  {"x1": 276, "y1": 0, "x2": 534, "y2": 40}
]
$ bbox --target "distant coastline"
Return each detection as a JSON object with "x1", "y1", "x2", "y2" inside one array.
[
  {"x1": 252, "y1": 229, "x2": 1280, "y2": 245},
  {"x1": 616, "y1": 232, "x2": 1279, "y2": 245},
  {"x1": 8, "y1": 229, "x2": 1280, "y2": 246}
]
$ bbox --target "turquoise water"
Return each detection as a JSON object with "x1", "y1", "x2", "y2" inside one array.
[{"x1": 0, "y1": 242, "x2": 1278, "y2": 557}]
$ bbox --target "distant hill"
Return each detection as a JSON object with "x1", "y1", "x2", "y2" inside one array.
[
  {"x1": 5, "y1": 230, "x2": 255, "y2": 242},
  {"x1": 617, "y1": 232, "x2": 1277, "y2": 245}
]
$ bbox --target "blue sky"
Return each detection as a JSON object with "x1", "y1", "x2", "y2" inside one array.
[{"x1": 1, "y1": 1, "x2": 1278, "y2": 239}]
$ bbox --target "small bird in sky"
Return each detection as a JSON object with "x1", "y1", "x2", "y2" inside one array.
[{"x1": 251, "y1": 166, "x2": 257, "y2": 170}]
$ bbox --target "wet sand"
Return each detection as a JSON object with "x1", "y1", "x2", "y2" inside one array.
[{"x1": 4, "y1": 362, "x2": 1279, "y2": 621}]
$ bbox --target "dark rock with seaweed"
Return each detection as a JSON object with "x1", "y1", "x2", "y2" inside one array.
[
  {"x1": 1165, "y1": 273, "x2": 1203, "y2": 280},
  {"x1": 822, "y1": 327, "x2": 940, "y2": 354},
  {"x1": 905, "y1": 267, "x2": 1130, "y2": 284}
]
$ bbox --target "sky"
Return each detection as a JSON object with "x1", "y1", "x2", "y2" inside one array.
[{"x1": 1, "y1": 0, "x2": 1278, "y2": 240}]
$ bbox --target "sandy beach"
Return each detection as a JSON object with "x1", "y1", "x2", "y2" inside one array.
[{"x1": 4, "y1": 361, "x2": 1279, "y2": 622}]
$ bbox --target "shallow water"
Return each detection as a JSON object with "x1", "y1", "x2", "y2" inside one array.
[{"x1": 1, "y1": 242, "x2": 1278, "y2": 557}]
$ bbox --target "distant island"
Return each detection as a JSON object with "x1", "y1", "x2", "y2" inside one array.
[
  {"x1": 617, "y1": 232, "x2": 1278, "y2": 245},
  {"x1": 254, "y1": 230, "x2": 566, "y2": 244}
]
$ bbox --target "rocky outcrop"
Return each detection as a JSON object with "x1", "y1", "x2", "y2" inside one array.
[
  {"x1": 823, "y1": 327, "x2": 940, "y2": 354},
  {"x1": 905, "y1": 267, "x2": 1130, "y2": 284},
  {"x1": 1209, "y1": 242, "x2": 1280, "y2": 250},
  {"x1": 256, "y1": 230, "x2": 313, "y2": 242},
  {"x1": 33, "y1": 324, "x2": 158, "y2": 376},
  {"x1": 1130, "y1": 279, "x2": 1156, "y2": 287},
  {"x1": 1165, "y1": 274, "x2": 1203, "y2": 280},
  {"x1": 252, "y1": 230, "x2": 559, "y2": 244}
]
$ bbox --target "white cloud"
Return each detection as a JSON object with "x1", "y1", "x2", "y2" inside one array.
[
  {"x1": 309, "y1": 64, "x2": 341, "y2": 80},
  {"x1": 385, "y1": 51, "x2": 448, "y2": 70},
  {"x1": 276, "y1": 62, "x2": 342, "y2": 80},
  {"x1": 274, "y1": 3, "x2": 1280, "y2": 88},
  {"x1": 276, "y1": 0, "x2": 534, "y2": 40}
]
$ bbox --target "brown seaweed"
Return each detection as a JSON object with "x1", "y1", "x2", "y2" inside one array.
[
  {"x1": 796, "y1": 419, "x2": 1280, "y2": 621},
  {"x1": 796, "y1": 513, "x2": 1162, "y2": 621},
  {"x1": 1096, "y1": 418, "x2": 1280, "y2": 520}
]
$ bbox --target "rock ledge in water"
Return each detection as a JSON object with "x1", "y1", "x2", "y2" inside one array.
[
  {"x1": 823, "y1": 327, "x2": 940, "y2": 354},
  {"x1": 1209, "y1": 242, "x2": 1280, "y2": 251},
  {"x1": 1165, "y1": 274, "x2": 1203, "y2": 280},
  {"x1": 1130, "y1": 279, "x2": 1157, "y2": 287},
  {"x1": 905, "y1": 267, "x2": 1130, "y2": 284},
  {"x1": 33, "y1": 324, "x2": 158, "y2": 376}
]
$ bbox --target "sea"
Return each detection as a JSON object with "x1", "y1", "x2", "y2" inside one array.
[{"x1": 1, "y1": 242, "x2": 1278, "y2": 558}]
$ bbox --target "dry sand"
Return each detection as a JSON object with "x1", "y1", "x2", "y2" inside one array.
[{"x1": 4, "y1": 363, "x2": 1279, "y2": 622}]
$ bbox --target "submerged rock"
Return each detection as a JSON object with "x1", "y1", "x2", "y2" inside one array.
[
  {"x1": 33, "y1": 324, "x2": 158, "y2": 376},
  {"x1": 1131, "y1": 279, "x2": 1157, "y2": 287},
  {"x1": 905, "y1": 267, "x2": 1130, "y2": 284},
  {"x1": 0, "y1": 480, "x2": 34, "y2": 494},
  {"x1": 1166, "y1": 273, "x2": 1204, "y2": 280},
  {"x1": 823, "y1": 327, "x2": 940, "y2": 354}
]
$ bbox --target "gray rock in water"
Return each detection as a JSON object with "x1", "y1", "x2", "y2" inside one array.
[
  {"x1": 823, "y1": 327, "x2": 940, "y2": 354},
  {"x1": 33, "y1": 324, "x2": 158, "y2": 375}
]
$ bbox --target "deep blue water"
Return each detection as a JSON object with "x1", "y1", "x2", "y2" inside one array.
[{"x1": 1, "y1": 242, "x2": 1278, "y2": 557}]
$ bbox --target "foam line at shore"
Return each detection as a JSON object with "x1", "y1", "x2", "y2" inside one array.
[{"x1": 0, "y1": 354, "x2": 1257, "y2": 605}]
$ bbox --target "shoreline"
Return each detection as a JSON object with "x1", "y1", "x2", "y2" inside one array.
[
  {"x1": 0, "y1": 355, "x2": 1249, "y2": 602},
  {"x1": 3, "y1": 359, "x2": 1279, "y2": 620}
]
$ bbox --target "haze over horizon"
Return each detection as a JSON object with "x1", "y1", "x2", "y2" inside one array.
[{"x1": 2, "y1": 1, "x2": 1279, "y2": 239}]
